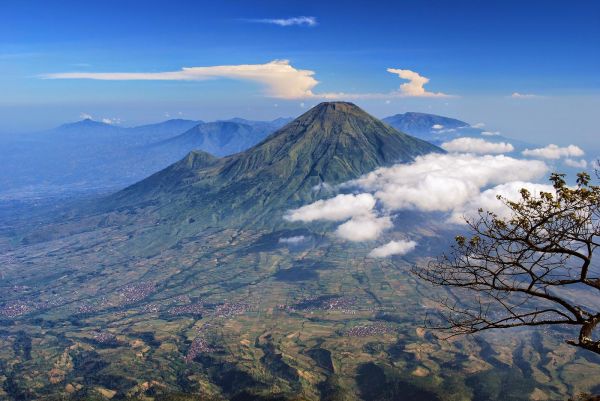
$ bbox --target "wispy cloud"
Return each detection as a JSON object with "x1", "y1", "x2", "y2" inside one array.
[
  {"x1": 101, "y1": 117, "x2": 121, "y2": 125},
  {"x1": 511, "y1": 92, "x2": 541, "y2": 99},
  {"x1": 246, "y1": 16, "x2": 317, "y2": 27},
  {"x1": 42, "y1": 60, "x2": 318, "y2": 99},
  {"x1": 278, "y1": 236, "x2": 308, "y2": 244}
]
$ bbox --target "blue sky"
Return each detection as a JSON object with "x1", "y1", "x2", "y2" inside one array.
[{"x1": 1, "y1": 0, "x2": 599, "y2": 146}]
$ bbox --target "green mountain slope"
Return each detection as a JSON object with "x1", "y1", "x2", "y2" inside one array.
[{"x1": 111, "y1": 102, "x2": 442, "y2": 226}]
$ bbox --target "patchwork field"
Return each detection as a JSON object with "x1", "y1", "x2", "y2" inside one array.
[{"x1": 1, "y1": 204, "x2": 599, "y2": 401}]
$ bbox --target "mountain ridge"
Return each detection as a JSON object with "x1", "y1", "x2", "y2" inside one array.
[{"x1": 110, "y1": 102, "x2": 442, "y2": 227}]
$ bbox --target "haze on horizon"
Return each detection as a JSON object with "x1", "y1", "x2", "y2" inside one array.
[{"x1": 1, "y1": 0, "x2": 599, "y2": 148}]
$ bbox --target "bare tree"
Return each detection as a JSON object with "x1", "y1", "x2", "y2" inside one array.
[{"x1": 412, "y1": 172, "x2": 600, "y2": 355}]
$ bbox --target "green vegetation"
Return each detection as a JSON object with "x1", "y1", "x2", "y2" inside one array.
[{"x1": 0, "y1": 103, "x2": 598, "y2": 400}]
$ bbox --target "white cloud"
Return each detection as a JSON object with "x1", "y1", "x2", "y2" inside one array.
[
  {"x1": 564, "y1": 158, "x2": 588, "y2": 168},
  {"x1": 80, "y1": 112, "x2": 93, "y2": 120},
  {"x1": 387, "y1": 69, "x2": 451, "y2": 98},
  {"x1": 43, "y1": 60, "x2": 318, "y2": 100},
  {"x1": 471, "y1": 122, "x2": 485, "y2": 129},
  {"x1": 45, "y1": 62, "x2": 452, "y2": 101},
  {"x1": 312, "y1": 182, "x2": 334, "y2": 192},
  {"x1": 249, "y1": 16, "x2": 317, "y2": 27},
  {"x1": 436, "y1": 128, "x2": 457, "y2": 134},
  {"x1": 287, "y1": 153, "x2": 549, "y2": 249},
  {"x1": 511, "y1": 92, "x2": 540, "y2": 99},
  {"x1": 284, "y1": 193, "x2": 375, "y2": 222},
  {"x1": 432, "y1": 124, "x2": 444, "y2": 130},
  {"x1": 350, "y1": 153, "x2": 547, "y2": 212},
  {"x1": 481, "y1": 131, "x2": 500, "y2": 136},
  {"x1": 279, "y1": 236, "x2": 307, "y2": 244},
  {"x1": 441, "y1": 137, "x2": 514, "y2": 154},
  {"x1": 449, "y1": 181, "x2": 556, "y2": 224},
  {"x1": 368, "y1": 240, "x2": 417, "y2": 258},
  {"x1": 522, "y1": 144, "x2": 584, "y2": 159},
  {"x1": 101, "y1": 117, "x2": 121, "y2": 125},
  {"x1": 335, "y1": 214, "x2": 392, "y2": 242},
  {"x1": 318, "y1": 69, "x2": 453, "y2": 99}
]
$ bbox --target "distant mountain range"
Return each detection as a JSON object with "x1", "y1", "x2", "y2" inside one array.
[
  {"x1": 0, "y1": 117, "x2": 288, "y2": 199},
  {"x1": 1, "y1": 108, "x2": 549, "y2": 201},
  {"x1": 153, "y1": 118, "x2": 292, "y2": 158}
]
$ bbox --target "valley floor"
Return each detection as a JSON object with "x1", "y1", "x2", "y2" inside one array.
[{"x1": 0, "y1": 200, "x2": 599, "y2": 401}]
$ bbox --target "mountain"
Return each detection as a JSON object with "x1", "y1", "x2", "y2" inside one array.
[
  {"x1": 2, "y1": 104, "x2": 595, "y2": 401},
  {"x1": 112, "y1": 102, "x2": 442, "y2": 226},
  {"x1": 55, "y1": 118, "x2": 122, "y2": 134},
  {"x1": 126, "y1": 119, "x2": 202, "y2": 144},
  {"x1": 383, "y1": 112, "x2": 536, "y2": 152},
  {"x1": 383, "y1": 112, "x2": 468, "y2": 141},
  {"x1": 156, "y1": 118, "x2": 289, "y2": 158},
  {"x1": 223, "y1": 116, "x2": 293, "y2": 129},
  {"x1": 0, "y1": 119, "x2": 197, "y2": 199}
]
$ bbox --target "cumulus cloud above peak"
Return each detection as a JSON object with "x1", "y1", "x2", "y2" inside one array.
[
  {"x1": 441, "y1": 137, "x2": 514, "y2": 154},
  {"x1": 386, "y1": 68, "x2": 452, "y2": 98},
  {"x1": 317, "y1": 68, "x2": 453, "y2": 99},
  {"x1": 522, "y1": 144, "x2": 584, "y2": 159}
]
